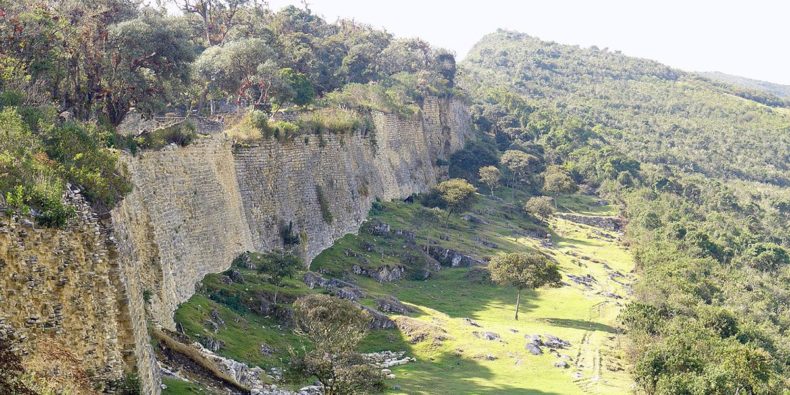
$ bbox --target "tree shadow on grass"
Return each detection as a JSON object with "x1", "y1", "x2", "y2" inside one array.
[
  {"x1": 377, "y1": 269, "x2": 540, "y2": 320},
  {"x1": 541, "y1": 318, "x2": 618, "y2": 334}
]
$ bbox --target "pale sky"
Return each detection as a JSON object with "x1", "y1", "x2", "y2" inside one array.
[{"x1": 263, "y1": 0, "x2": 790, "y2": 85}]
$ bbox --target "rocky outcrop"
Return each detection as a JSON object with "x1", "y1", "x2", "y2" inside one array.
[{"x1": 422, "y1": 244, "x2": 485, "y2": 267}]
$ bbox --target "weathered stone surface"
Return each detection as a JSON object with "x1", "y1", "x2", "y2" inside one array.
[
  {"x1": 526, "y1": 343, "x2": 543, "y2": 355},
  {"x1": 376, "y1": 296, "x2": 414, "y2": 314},
  {"x1": 0, "y1": 188, "x2": 133, "y2": 391},
  {"x1": 422, "y1": 245, "x2": 485, "y2": 267}
]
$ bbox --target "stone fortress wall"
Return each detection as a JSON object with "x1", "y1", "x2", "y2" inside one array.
[{"x1": 110, "y1": 97, "x2": 471, "y2": 393}]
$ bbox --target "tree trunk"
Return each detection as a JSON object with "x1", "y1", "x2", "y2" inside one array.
[{"x1": 515, "y1": 289, "x2": 521, "y2": 320}]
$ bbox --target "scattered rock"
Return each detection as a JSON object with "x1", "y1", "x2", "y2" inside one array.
[
  {"x1": 526, "y1": 343, "x2": 543, "y2": 355},
  {"x1": 200, "y1": 336, "x2": 225, "y2": 352},
  {"x1": 376, "y1": 296, "x2": 414, "y2": 314},
  {"x1": 485, "y1": 354, "x2": 497, "y2": 361},
  {"x1": 365, "y1": 220, "x2": 391, "y2": 236},
  {"x1": 558, "y1": 214, "x2": 623, "y2": 231},
  {"x1": 554, "y1": 361, "x2": 569, "y2": 368},
  {"x1": 228, "y1": 269, "x2": 245, "y2": 284},
  {"x1": 302, "y1": 272, "x2": 325, "y2": 289},
  {"x1": 473, "y1": 331, "x2": 500, "y2": 341},
  {"x1": 361, "y1": 306, "x2": 396, "y2": 329},
  {"x1": 567, "y1": 274, "x2": 596, "y2": 287},
  {"x1": 259, "y1": 343, "x2": 275, "y2": 356},
  {"x1": 462, "y1": 214, "x2": 488, "y2": 224},
  {"x1": 463, "y1": 317, "x2": 481, "y2": 327},
  {"x1": 423, "y1": 245, "x2": 484, "y2": 267},
  {"x1": 543, "y1": 335, "x2": 571, "y2": 349}
]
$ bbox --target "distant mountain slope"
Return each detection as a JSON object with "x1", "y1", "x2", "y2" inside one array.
[
  {"x1": 699, "y1": 71, "x2": 790, "y2": 99},
  {"x1": 460, "y1": 30, "x2": 790, "y2": 187}
]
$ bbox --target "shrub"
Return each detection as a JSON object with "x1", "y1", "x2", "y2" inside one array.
[
  {"x1": 523, "y1": 196, "x2": 554, "y2": 219},
  {"x1": 315, "y1": 185, "x2": 333, "y2": 223},
  {"x1": 298, "y1": 107, "x2": 370, "y2": 135},
  {"x1": 279, "y1": 220, "x2": 301, "y2": 247}
]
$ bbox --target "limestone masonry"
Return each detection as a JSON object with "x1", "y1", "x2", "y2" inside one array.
[{"x1": 0, "y1": 97, "x2": 469, "y2": 394}]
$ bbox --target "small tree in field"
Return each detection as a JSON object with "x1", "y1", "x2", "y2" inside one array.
[
  {"x1": 435, "y1": 178, "x2": 477, "y2": 217},
  {"x1": 524, "y1": 196, "x2": 555, "y2": 219},
  {"x1": 292, "y1": 294, "x2": 383, "y2": 394},
  {"x1": 489, "y1": 252, "x2": 562, "y2": 320},
  {"x1": 542, "y1": 165, "x2": 577, "y2": 204},
  {"x1": 478, "y1": 166, "x2": 502, "y2": 196}
]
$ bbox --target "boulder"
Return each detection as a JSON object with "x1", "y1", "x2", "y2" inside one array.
[
  {"x1": 228, "y1": 269, "x2": 245, "y2": 284},
  {"x1": 554, "y1": 361, "x2": 570, "y2": 369},
  {"x1": 462, "y1": 214, "x2": 488, "y2": 224},
  {"x1": 423, "y1": 245, "x2": 485, "y2": 267},
  {"x1": 463, "y1": 317, "x2": 482, "y2": 327},
  {"x1": 526, "y1": 343, "x2": 543, "y2": 355},
  {"x1": 376, "y1": 296, "x2": 414, "y2": 314},
  {"x1": 259, "y1": 343, "x2": 275, "y2": 356},
  {"x1": 200, "y1": 336, "x2": 224, "y2": 352},
  {"x1": 543, "y1": 335, "x2": 571, "y2": 349},
  {"x1": 302, "y1": 272, "x2": 326, "y2": 289},
  {"x1": 361, "y1": 306, "x2": 396, "y2": 329}
]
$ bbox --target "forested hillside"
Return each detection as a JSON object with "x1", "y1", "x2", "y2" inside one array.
[
  {"x1": 462, "y1": 31, "x2": 790, "y2": 187},
  {"x1": 699, "y1": 71, "x2": 790, "y2": 100},
  {"x1": 461, "y1": 30, "x2": 789, "y2": 394}
]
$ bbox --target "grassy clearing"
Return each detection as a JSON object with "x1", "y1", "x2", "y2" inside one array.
[{"x1": 173, "y1": 190, "x2": 634, "y2": 394}]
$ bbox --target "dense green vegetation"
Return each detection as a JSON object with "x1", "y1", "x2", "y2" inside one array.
[
  {"x1": 0, "y1": 0, "x2": 457, "y2": 225},
  {"x1": 462, "y1": 30, "x2": 790, "y2": 187},
  {"x1": 461, "y1": 30, "x2": 790, "y2": 394}
]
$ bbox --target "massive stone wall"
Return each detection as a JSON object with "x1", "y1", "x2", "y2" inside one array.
[
  {"x1": 236, "y1": 97, "x2": 470, "y2": 261},
  {"x1": 107, "y1": 97, "x2": 469, "y2": 394},
  {"x1": 0, "y1": 189, "x2": 133, "y2": 392}
]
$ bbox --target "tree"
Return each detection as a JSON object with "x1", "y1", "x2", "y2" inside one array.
[
  {"x1": 500, "y1": 149, "x2": 539, "y2": 187},
  {"x1": 275, "y1": 67, "x2": 315, "y2": 107},
  {"x1": 523, "y1": 196, "x2": 554, "y2": 219},
  {"x1": 292, "y1": 295, "x2": 382, "y2": 395},
  {"x1": 478, "y1": 166, "x2": 501, "y2": 196},
  {"x1": 193, "y1": 38, "x2": 280, "y2": 110},
  {"x1": 104, "y1": 10, "x2": 195, "y2": 123},
  {"x1": 175, "y1": 0, "x2": 251, "y2": 46},
  {"x1": 489, "y1": 252, "x2": 561, "y2": 320},
  {"x1": 542, "y1": 165, "x2": 577, "y2": 198},
  {"x1": 434, "y1": 178, "x2": 477, "y2": 217}
]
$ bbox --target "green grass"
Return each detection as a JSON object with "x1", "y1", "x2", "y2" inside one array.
[
  {"x1": 162, "y1": 377, "x2": 213, "y2": 395},
  {"x1": 174, "y1": 191, "x2": 634, "y2": 394}
]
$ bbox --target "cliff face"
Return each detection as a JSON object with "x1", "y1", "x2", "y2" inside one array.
[{"x1": 109, "y1": 97, "x2": 470, "y2": 393}]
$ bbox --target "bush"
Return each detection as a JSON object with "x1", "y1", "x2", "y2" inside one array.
[
  {"x1": 315, "y1": 185, "x2": 333, "y2": 223},
  {"x1": 122, "y1": 121, "x2": 196, "y2": 151},
  {"x1": 298, "y1": 107, "x2": 371, "y2": 135},
  {"x1": 523, "y1": 196, "x2": 554, "y2": 218}
]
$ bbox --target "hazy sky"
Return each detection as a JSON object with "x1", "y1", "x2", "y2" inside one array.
[{"x1": 263, "y1": 0, "x2": 790, "y2": 85}]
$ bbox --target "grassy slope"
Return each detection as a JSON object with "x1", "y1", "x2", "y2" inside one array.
[{"x1": 172, "y1": 189, "x2": 634, "y2": 394}]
